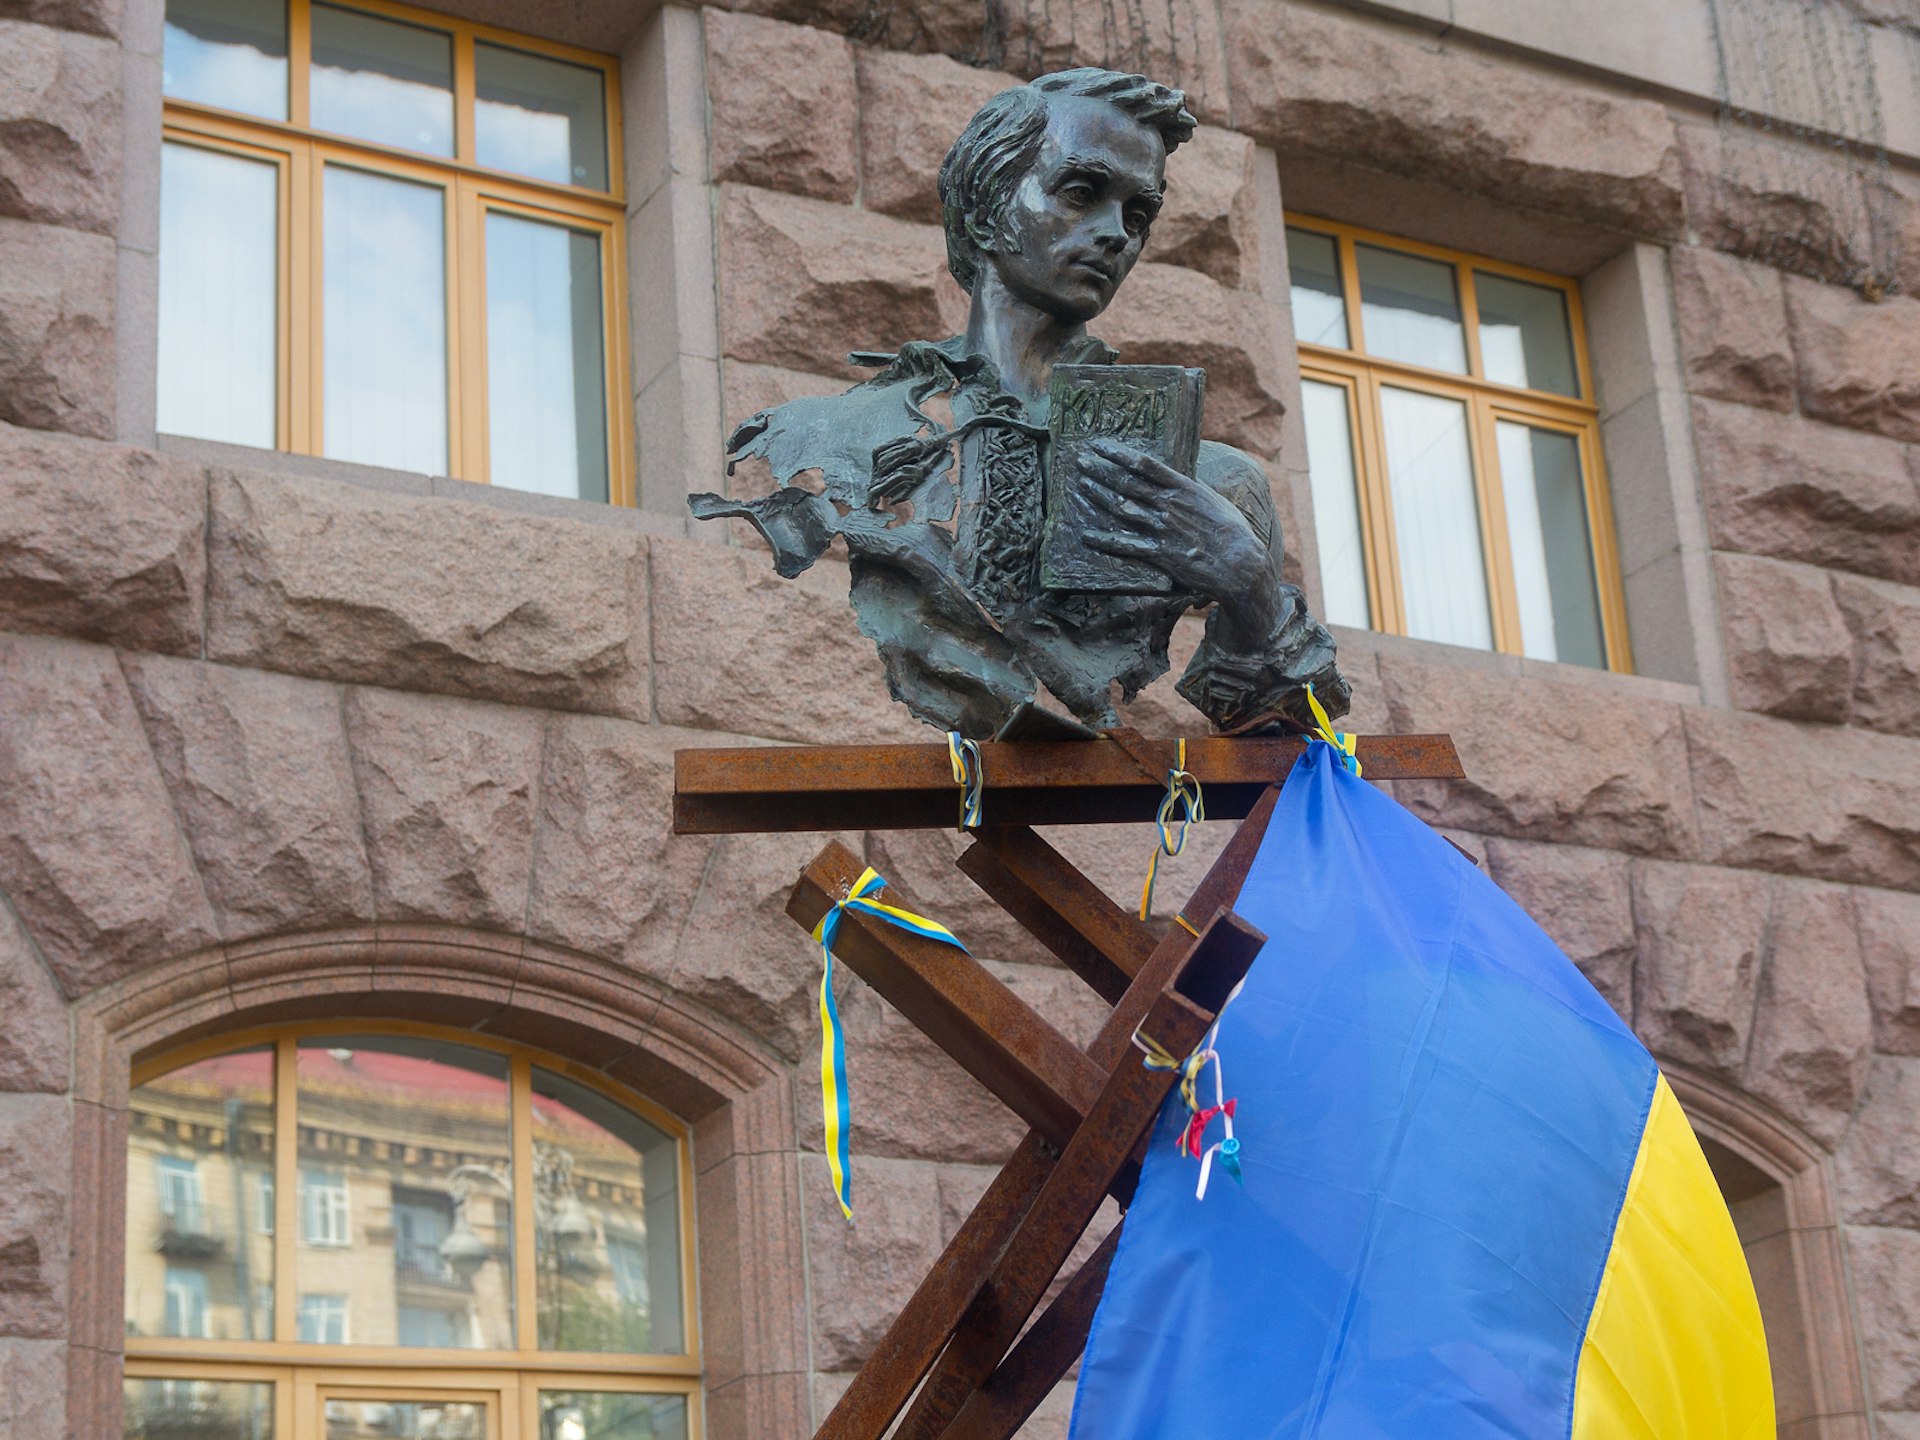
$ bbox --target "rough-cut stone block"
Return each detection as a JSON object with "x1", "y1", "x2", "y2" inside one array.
[
  {"x1": 0, "y1": 217, "x2": 109, "y2": 437},
  {"x1": 1835, "y1": 572, "x2": 1920, "y2": 738},
  {"x1": 0, "y1": 633, "x2": 216, "y2": 995},
  {"x1": 802, "y1": 1152, "x2": 943, "y2": 1370},
  {"x1": 344, "y1": 687, "x2": 543, "y2": 930},
  {"x1": 855, "y1": 47, "x2": 1013, "y2": 226},
  {"x1": 527, "y1": 714, "x2": 716, "y2": 960},
  {"x1": 1713, "y1": 551, "x2": 1853, "y2": 724},
  {"x1": 1848, "y1": 1225, "x2": 1920, "y2": 1412},
  {"x1": 1678, "y1": 123, "x2": 1873, "y2": 289},
  {"x1": 663, "y1": 825, "x2": 857, "y2": 1061},
  {"x1": 1693, "y1": 397, "x2": 1920, "y2": 587},
  {"x1": 1226, "y1": 0, "x2": 1683, "y2": 240},
  {"x1": 1144, "y1": 124, "x2": 1260, "y2": 290},
  {"x1": 0, "y1": 0, "x2": 117, "y2": 37},
  {"x1": 1787, "y1": 277, "x2": 1920, "y2": 444},
  {"x1": 651, "y1": 538, "x2": 925, "y2": 743},
  {"x1": 0, "y1": 22, "x2": 118, "y2": 234},
  {"x1": 0, "y1": 422, "x2": 205, "y2": 654},
  {"x1": 1861, "y1": 886, "x2": 1920, "y2": 1055},
  {"x1": 1484, "y1": 839, "x2": 1635, "y2": 1019},
  {"x1": 1378, "y1": 650, "x2": 1698, "y2": 858},
  {"x1": 1685, "y1": 707, "x2": 1920, "y2": 892},
  {"x1": 0, "y1": 893, "x2": 66, "y2": 1092},
  {"x1": 1097, "y1": 260, "x2": 1285, "y2": 456},
  {"x1": 1669, "y1": 246, "x2": 1794, "y2": 412},
  {"x1": 716, "y1": 184, "x2": 966, "y2": 377},
  {"x1": 1742, "y1": 879, "x2": 1872, "y2": 1146},
  {"x1": 1839, "y1": 1056, "x2": 1920, "y2": 1226},
  {"x1": 705, "y1": 11, "x2": 858, "y2": 203},
  {"x1": 0, "y1": 1096, "x2": 68, "y2": 1337},
  {"x1": 1630, "y1": 860, "x2": 1769, "y2": 1076},
  {"x1": 207, "y1": 469, "x2": 650, "y2": 718},
  {"x1": 122, "y1": 656, "x2": 374, "y2": 942},
  {"x1": 709, "y1": 0, "x2": 985, "y2": 68},
  {"x1": 0, "y1": 1339, "x2": 64, "y2": 1440},
  {"x1": 999, "y1": 0, "x2": 1229, "y2": 123}
]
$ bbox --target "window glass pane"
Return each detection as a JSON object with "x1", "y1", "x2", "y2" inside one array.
[
  {"x1": 1476, "y1": 272, "x2": 1579, "y2": 397},
  {"x1": 163, "y1": 0, "x2": 288, "y2": 119},
  {"x1": 310, "y1": 3, "x2": 453, "y2": 156},
  {"x1": 1379, "y1": 386, "x2": 1493, "y2": 650},
  {"x1": 125, "y1": 1377, "x2": 274, "y2": 1439},
  {"x1": 1299, "y1": 379, "x2": 1370, "y2": 630},
  {"x1": 158, "y1": 143, "x2": 278, "y2": 448},
  {"x1": 486, "y1": 212, "x2": 608, "y2": 501},
  {"x1": 1357, "y1": 244, "x2": 1468, "y2": 374},
  {"x1": 476, "y1": 43, "x2": 608, "y2": 190},
  {"x1": 321, "y1": 1400, "x2": 486, "y2": 1437},
  {"x1": 531, "y1": 1068, "x2": 684, "y2": 1353},
  {"x1": 296, "y1": 1036, "x2": 514, "y2": 1349},
  {"x1": 323, "y1": 166, "x2": 447, "y2": 474},
  {"x1": 539, "y1": 1392, "x2": 688, "y2": 1440},
  {"x1": 126, "y1": 1047, "x2": 274, "y2": 1342},
  {"x1": 1286, "y1": 227, "x2": 1348, "y2": 348},
  {"x1": 1496, "y1": 421, "x2": 1607, "y2": 667}
]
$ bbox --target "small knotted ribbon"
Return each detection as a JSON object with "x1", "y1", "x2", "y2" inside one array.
[
  {"x1": 1139, "y1": 738, "x2": 1205, "y2": 920},
  {"x1": 1134, "y1": 978, "x2": 1246, "y2": 1200},
  {"x1": 1306, "y1": 682, "x2": 1362, "y2": 778},
  {"x1": 948, "y1": 731, "x2": 984, "y2": 830},
  {"x1": 810, "y1": 867, "x2": 968, "y2": 1219}
]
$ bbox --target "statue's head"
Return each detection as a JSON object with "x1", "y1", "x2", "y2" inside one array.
[{"x1": 939, "y1": 68, "x2": 1195, "y2": 324}]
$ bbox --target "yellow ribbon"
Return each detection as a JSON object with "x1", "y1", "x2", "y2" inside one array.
[
  {"x1": 1306, "y1": 683, "x2": 1362, "y2": 777},
  {"x1": 948, "y1": 731, "x2": 984, "y2": 831}
]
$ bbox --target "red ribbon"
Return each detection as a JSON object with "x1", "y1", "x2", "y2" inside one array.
[{"x1": 1179, "y1": 1097, "x2": 1236, "y2": 1158}]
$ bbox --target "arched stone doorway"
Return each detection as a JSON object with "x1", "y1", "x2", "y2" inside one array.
[{"x1": 1668, "y1": 1062, "x2": 1872, "y2": 1438}]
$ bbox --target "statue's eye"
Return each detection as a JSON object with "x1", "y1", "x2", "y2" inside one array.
[
  {"x1": 1123, "y1": 207, "x2": 1151, "y2": 237},
  {"x1": 1061, "y1": 182, "x2": 1095, "y2": 206}
]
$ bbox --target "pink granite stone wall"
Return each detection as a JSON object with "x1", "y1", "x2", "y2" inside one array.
[{"x1": 0, "y1": 0, "x2": 1916, "y2": 1435}]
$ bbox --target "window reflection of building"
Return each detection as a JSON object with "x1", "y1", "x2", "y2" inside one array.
[{"x1": 126, "y1": 1026, "x2": 696, "y2": 1438}]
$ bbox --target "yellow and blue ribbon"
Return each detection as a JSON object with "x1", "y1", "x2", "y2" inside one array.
[
  {"x1": 809, "y1": 867, "x2": 969, "y2": 1219},
  {"x1": 1139, "y1": 738, "x2": 1205, "y2": 920},
  {"x1": 1305, "y1": 682, "x2": 1362, "y2": 777},
  {"x1": 948, "y1": 731, "x2": 984, "y2": 830}
]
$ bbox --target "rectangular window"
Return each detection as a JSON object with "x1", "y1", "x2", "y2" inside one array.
[
  {"x1": 163, "y1": 1267, "x2": 208, "y2": 1338},
  {"x1": 256, "y1": 1175, "x2": 275, "y2": 1234},
  {"x1": 1287, "y1": 217, "x2": 1631, "y2": 672},
  {"x1": 155, "y1": 1156, "x2": 203, "y2": 1232},
  {"x1": 158, "y1": 0, "x2": 629, "y2": 503},
  {"x1": 296, "y1": 1292, "x2": 349, "y2": 1344},
  {"x1": 299, "y1": 1167, "x2": 350, "y2": 1247}
]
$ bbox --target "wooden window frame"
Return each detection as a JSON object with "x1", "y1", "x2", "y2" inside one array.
[
  {"x1": 160, "y1": 0, "x2": 635, "y2": 505},
  {"x1": 124, "y1": 1020, "x2": 702, "y2": 1439},
  {"x1": 1288, "y1": 214, "x2": 1634, "y2": 673}
]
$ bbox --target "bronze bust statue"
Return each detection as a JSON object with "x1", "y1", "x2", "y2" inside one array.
[{"x1": 692, "y1": 67, "x2": 1350, "y2": 740}]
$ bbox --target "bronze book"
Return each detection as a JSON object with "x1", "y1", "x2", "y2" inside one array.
[{"x1": 1040, "y1": 363, "x2": 1206, "y2": 594}]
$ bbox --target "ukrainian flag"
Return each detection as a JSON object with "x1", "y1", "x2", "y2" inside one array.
[{"x1": 1071, "y1": 744, "x2": 1774, "y2": 1439}]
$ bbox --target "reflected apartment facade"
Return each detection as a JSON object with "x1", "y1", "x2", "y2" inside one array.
[{"x1": 0, "y1": 0, "x2": 1917, "y2": 1438}]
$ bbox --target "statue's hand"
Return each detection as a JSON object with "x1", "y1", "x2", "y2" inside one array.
[{"x1": 1076, "y1": 438, "x2": 1271, "y2": 603}]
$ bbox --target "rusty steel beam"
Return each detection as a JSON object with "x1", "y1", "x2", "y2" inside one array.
[
  {"x1": 895, "y1": 913, "x2": 1268, "y2": 1440},
  {"x1": 941, "y1": 1227, "x2": 1121, "y2": 1440},
  {"x1": 956, "y1": 826, "x2": 1156, "y2": 1004},
  {"x1": 674, "y1": 732, "x2": 1462, "y2": 833},
  {"x1": 808, "y1": 788, "x2": 1283, "y2": 1440}
]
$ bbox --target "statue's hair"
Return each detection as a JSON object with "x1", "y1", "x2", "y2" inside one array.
[{"x1": 937, "y1": 68, "x2": 1195, "y2": 295}]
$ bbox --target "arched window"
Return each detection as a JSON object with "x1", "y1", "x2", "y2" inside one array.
[{"x1": 122, "y1": 1024, "x2": 697, "y2": 1439}]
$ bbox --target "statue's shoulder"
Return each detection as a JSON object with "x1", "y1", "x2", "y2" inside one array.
[{"x1": 1196, "y1": 441, "x2": 1276, "y2": 547}]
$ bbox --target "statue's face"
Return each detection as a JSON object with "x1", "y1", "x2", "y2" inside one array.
[{"x1": 986, "y1": 95, "x2": 1166, "y2": 323}]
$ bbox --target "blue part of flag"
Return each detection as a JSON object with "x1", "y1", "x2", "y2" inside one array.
[{"x1": 1069, "y1": 744, "x2": 1657, "y2": 1439}]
